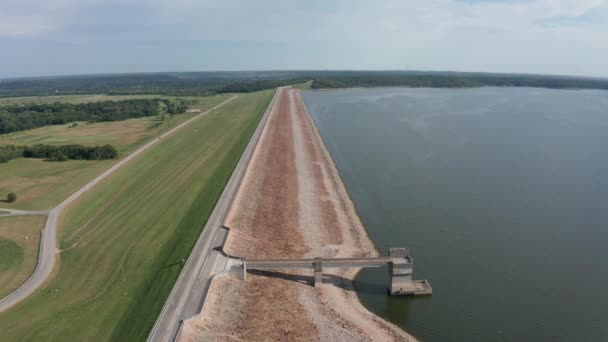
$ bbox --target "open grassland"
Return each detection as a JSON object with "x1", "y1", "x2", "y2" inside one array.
[
  {"x1": 0, "y1": 90, "x2": 274, "y2": 341},
  {"x1": 0, "y1": 94, "x2": 228, "y2": 106},
  {"x1": 0, "y1": 216, "x2": 46, "y2": 299},
  {"x1": 0, "y1": 95, "x2": 229, "y2": 210},
  {"x1": 0, "y1": 158, "x2": 115, "y2": 210},
  {"x1": 0, "y1": 116, "x2": 198, "y2": 151},
  {"x1": 0, "y1": 94, "x2": 230, "y2": 151},
  {"x1": 0, "y1": 94, "x2": 160, "y2": 105}
]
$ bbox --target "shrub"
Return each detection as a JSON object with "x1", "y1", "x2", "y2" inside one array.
[{"x1": 7, "y1": 193, "x2": 16, "y2": 203}]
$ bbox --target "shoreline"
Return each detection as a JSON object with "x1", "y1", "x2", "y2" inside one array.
[
  {"x1": 180, "y1": 87, "x2": 415, "y2": 341},
  {"x1": 297, "y1": 88, "x2": 417, "y2": 340}
]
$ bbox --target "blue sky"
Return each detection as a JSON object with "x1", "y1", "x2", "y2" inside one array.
[{"x1": 1, "y1": 0, "x2": 607, "y2": 78}]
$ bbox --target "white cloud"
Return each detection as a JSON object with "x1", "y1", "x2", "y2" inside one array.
[{"x1": 1, "y1": 0, "x2": 608, "y2": 76}]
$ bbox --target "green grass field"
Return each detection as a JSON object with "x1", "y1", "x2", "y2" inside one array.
[
  {"x1": 0, "y1": 90, "x2": 274, "y2": 341},
  {"x1": 0, "y1": 94, "x2": 229, "y2": 210},
  {"x1": 0, "y1": 216, "x2": 46, "y2": 298},
  {"x1": 0, "y1": 240, "x2": 22, "y2": 272}
]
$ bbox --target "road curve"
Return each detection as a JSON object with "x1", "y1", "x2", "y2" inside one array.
[
  {"x1": 147, "y1": 87, "x2": 283, "y2": 342},
  {"x1": 0, "y1": 96, "x2": 237, "y2": 313}
]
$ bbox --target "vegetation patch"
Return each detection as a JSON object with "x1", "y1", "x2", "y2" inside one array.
[
  {"x1": 0, "y1": 90, "x2": 274, "y2": 341},
  {"x1": 4, "y1": 71, "x2": 608, "y2": 99},
  {"x1": 0, "y1": 95, "x2": 228, "y2": 210},
  {"x1": 0, "y1": 98, "x2": 189, "y2": 134},
  {"x1": 0, "y1": 72, "x2": 307, "y2": 97},
  {"x1": 0, "y1": 239, "x2": 23, "y2": 272},
  {"x1": 6, "y1": 193, "x2": 16, "y2": 203},
  {"x1": 310, "y1": 72, "x2": 608, "y2": 89},
  {"x1": 0, "y1": 144, "x2": 117, "y2": 163},
  {"x1": 0, "y1": 215, "x2": 46, "y2": 298}
]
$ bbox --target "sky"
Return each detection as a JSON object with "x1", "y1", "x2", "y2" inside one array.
[{"x1": 1, "y1": 0, "x2": 608, "y2": 78}]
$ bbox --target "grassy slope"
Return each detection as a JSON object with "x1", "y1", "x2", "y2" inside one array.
[
  {"x1": 0, "y1": 216, "x2": 46, "y2": 298},
  {"x1": 293, "y1": 81, "x2": 313, "y2": 90},
  {"x1": 0, "y1": 159, "x2": 115, "y2": 210},
  {"x1": 0, "y1": 90, "x2": 274, "y2": 341},
  {"x1": 0, "y1": 95, "x2": 229, "y2": 210}
]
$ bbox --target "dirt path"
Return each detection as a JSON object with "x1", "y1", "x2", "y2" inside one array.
[
  {"x1": 180, "y1": 88, "x2": 415, "y2": 341},
  {"x1": 0, "y1": 96, "x2": 237, "y2": 313}
]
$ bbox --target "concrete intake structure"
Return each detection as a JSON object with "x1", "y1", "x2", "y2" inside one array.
[{"x1": 240, "y1": 248, "x2": 432, "y2": 296}]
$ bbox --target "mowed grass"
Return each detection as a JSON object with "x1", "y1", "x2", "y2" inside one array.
[
  {"x1": 0, "y1": 158, "x2": 115, "y2": 210},
  {"x1": 0, "y1": 240, "x2": 22, "y2": 272},
  {"x1": 0, "y1": 215, "x2": 46, "y2": 298},
  {"x1": 0, "y1": 90, "x2": 274, "y2": 341},
  {"x1": 0, "y1": 95, "x2": 229, "y2": 210}
]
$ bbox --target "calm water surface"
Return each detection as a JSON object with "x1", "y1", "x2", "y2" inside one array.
[{"x1": 301, "y1": 87, "x2": 608, "y2": 341}]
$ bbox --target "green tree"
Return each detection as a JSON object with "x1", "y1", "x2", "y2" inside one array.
[{"x1": 7, "y1": 192, "x2": 16, "y2": 203}]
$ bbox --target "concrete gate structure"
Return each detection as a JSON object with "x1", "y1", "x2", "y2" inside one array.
[{"x1": 240, "y1": 247, "x2": 432, "y2": 296}]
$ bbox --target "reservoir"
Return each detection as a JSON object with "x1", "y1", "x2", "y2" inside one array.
[{"x1": 301, "y1": 87, "x2": 608, "y2": 341}]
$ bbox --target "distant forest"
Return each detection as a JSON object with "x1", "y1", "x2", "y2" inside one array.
[
  {"x1": 310, "y1": 71, "x2": 608, "y2": 90},
  {"x1": 0, "y1": 98, "x2": 188, "y2": 134},
  {"x1": 2, "y1": 71, "x2": 608, "y2": 98},
  {"x1": 0, "y1": 72, "x2": 307, "y2": 97},
  {"x1": 0, "y1": 144, "x2": 118, "y2": 163}
]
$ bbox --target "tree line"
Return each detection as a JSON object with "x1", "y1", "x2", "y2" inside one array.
[
  {"x1": 2, "y1": 70, "x2": 608, "y2": 100},
  {"x1": 311, "y1": 73, "x2": 608, "y2": 90},
  {"x1": 0, "y1": 98, "x2": 188, "y2": 134},
  {"x1": 0, "y1": 144, "x2": 118, "y2": 163},
  {"x1": 0, "y1": 72, "x2": 311, "y2": 97}
]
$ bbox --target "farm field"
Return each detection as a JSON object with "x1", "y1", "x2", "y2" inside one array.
[
  {"x1": 0, "y1": 90, "x2": 274, "y2": 341},
  {"x1": 0, "y1": 94, "x2": 229, "y2": 210},
  {"x1": 0, "y1": 215, "x2": 46, "y2": 299}
]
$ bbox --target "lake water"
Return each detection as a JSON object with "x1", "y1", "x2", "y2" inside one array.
[{"x1": 301, "y1": 87, "x2": 608, "y2": 341}]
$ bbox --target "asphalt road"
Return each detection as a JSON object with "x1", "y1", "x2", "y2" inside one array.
[
  {"x1": 0, "y1": 96, "x2": 237, "y2": 313},
  {"x1": 0, "y1": 208, "x2": 51, "y2": 218},
  {"x1": 147, "y1": 88, "x2": 282, "y2": 342}
]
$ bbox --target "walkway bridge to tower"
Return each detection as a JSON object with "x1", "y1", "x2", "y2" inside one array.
[{"x1": 240, "y1": 248, "x2": 432, "y2": 296}]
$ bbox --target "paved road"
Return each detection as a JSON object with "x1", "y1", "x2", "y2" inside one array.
[
  {"x1": 147, "y1": 87, "x2": 283, "y2": 342},
  {"x1": 0, "y1": 208, "x2": 51, "y2": 218},
  {"x1": 0, "y1": 96, "x2": 237, "y2": 313}
]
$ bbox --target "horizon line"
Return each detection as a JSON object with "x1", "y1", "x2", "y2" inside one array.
[{"x1": 2, "y1": 69, "x2": 608, "y2": 82}]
